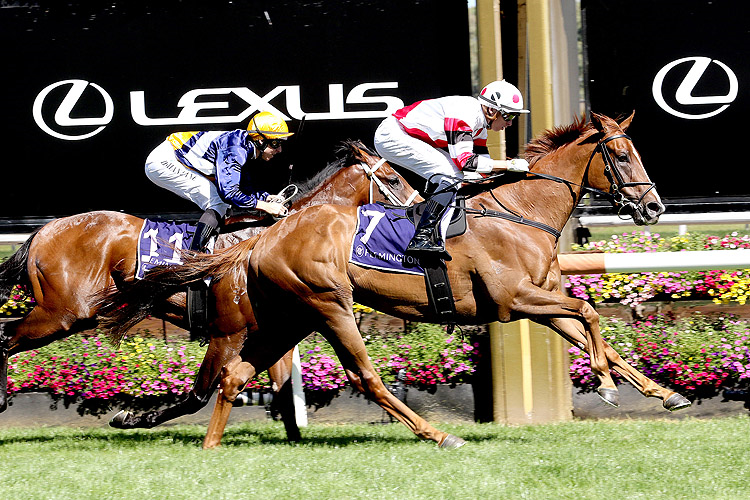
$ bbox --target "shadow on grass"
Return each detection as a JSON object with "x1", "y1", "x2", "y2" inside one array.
[{"x1": 0, "y1": 422, "x2": 531, "y2": 448}]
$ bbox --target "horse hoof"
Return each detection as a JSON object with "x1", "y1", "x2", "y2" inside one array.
[
  {"x1": 664, "y1": 393, "x2": 691, "y2": 412},
  {"x1": 110, "y1": 410, "x2": 133, "y2": 428},
  {"x1": 597, "y1": 387, "x2": 620, "y2": 407},
  {"x1": 439, "y1": 434, "x2": 466, "y2": 450}
]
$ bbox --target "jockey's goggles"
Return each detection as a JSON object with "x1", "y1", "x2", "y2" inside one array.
[
  {"x1": 264, "y1": 138, "x2": 284, "y2": 150},
  {"x1": 254, "y1": 130, "x2": 285, "y2": 150},
  {"x1": 499, "y1": 110, "x2": 519, "y2": 122}
]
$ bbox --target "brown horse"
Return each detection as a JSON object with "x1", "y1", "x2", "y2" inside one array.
[
  {"x1": 98, "y1": 112, "x2": 691, "y2": 449},
  {"x1": 0, "y1": 140, "x2": 418, "y2": 439}
]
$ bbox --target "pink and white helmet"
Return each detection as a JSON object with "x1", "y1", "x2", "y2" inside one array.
[{"x1": 478, "y1": 80, "x2": 529, "y2": 114}]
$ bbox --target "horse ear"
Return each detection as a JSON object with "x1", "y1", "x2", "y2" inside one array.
[
  {"x1": 590, "y1": 112, "x2": 606, "y2": 133},
  {"x1": 618, "y1": 111, "x2": 635, "y2": 132}
]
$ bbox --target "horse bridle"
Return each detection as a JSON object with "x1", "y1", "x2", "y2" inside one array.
[
  {"x1": 460, "y1": 131, "x2": 657, "y2": 239},
  {"x1": 360, "y1": 158, "x2": 420, "y2": 207},
  {"x1": 518, "y1": 132, "x2": 656, "y2": 218},
  {"x1": 584, "y1": 133, "x2": 656, "y2": 218}
]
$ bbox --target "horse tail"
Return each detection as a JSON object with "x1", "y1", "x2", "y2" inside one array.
[
  {"x1": 94, "y1": 235, "x2": 260, "y2": 344},
  {"x1": 0, "y1": 229, "x2": 39, "y2": 304}
]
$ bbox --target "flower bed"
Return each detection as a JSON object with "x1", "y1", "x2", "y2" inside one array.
[
  {"x1": 570, "y1": 313, "x2": 750, "y2": 400},
  {"x1": 7, "y1": 323, "x2": 479, "y2": 416},
  {"x1": 565, "y1": 231, "x2": 750, "y2": 306}
]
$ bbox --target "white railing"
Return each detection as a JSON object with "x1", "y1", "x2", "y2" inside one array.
[
  {"x1": 559, "y1": 249, "x2": 750, "y2": 275},
  {"x1": 576, "y1": 211, "x2": 750, "y2": 236}
]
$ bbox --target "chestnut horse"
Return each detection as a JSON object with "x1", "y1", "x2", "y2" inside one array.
[
  {"x1": 0, "y1": 140, "x2": 418, "y2": 439},
  {"x1": 98, "y1": 113, "x2": 691, "y2": 449}
]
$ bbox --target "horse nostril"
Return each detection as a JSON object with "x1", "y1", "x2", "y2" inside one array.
[{"x1": 646, "y1": 201, "x2": 665, "y2": 216}]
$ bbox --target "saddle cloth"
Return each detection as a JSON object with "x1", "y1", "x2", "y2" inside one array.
[
  {"x1": 348, "y1": 200, "x2": 466, "y2": 275},
  {"x1": 136, "y1": 219, "x2": 199, "y2": 279}
]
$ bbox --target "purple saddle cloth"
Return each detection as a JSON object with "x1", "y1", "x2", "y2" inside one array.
[
  {"x1": 349, "y1": 204, "x2": 424, "y2": 275},
  {"x1": 136, "y1": 219, "x2": 197, "y2": 279}
]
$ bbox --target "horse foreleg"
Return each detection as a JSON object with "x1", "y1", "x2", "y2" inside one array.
[
  {"x1": 321, "y1": 313, "x2": 464, "y2": 449},
  {"x1": 267, "y1": 350, "x2": 301, "y2": 442},
  {"x1": 545, "y1": 317, "x2": 691, "y2": 411}
]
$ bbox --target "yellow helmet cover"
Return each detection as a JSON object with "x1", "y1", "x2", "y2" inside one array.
[{"x1": 247, "y1": 111, "x2": 294, "y2": 140}]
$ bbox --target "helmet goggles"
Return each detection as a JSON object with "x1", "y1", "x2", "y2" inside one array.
[
  {"x1": 247, "y1": 111, "x2": 293, "y2": 149},
  {"x1": 499, "y1": 110, "x2": 519, "y2": 122}
]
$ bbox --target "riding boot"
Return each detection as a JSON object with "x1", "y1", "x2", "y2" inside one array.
[
  {"x1": 405, "y1": 193, "x2": 454, "y2": 261},
  {"x1": 187, "y1": 209, "x2": 220, "y2": 342}
]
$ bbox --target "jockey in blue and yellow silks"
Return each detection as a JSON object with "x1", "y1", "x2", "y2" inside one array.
[
  {"x1": 144, "y1": 110, "x2": 293, "y2": 337},
  {"x1": 145, "y1": 111, "x2": 293, "y2": 247}
]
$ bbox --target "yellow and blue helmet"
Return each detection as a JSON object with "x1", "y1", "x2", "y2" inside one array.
[{"x1": 247, "y1": 111, "x2": 294, "y2": 142}]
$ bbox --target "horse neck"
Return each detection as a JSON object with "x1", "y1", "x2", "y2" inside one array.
[
  {"x1": 485, "y1": 141, "x2": 595, "y2": 234},
  {"x1": 293, "y1": 163, "x2": 369, "y2": 210},
  {"x1": 217, "y1": 162, "x2": 370, "y2": 248}
]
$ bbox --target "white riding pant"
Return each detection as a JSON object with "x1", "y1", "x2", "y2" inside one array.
[
  {"x1": 375, "y1": 116, "x2": 480, "y2": 185},
  {"x1": 375, "y1": 116, "x2": 461, "y2": 238},
  {"x1": 145, "y1": 141, "x2": 230, "y2": 217}
]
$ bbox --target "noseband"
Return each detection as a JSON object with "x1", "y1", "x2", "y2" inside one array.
[
  {"x1": 360, "y1": 158, "x2": 420, "y2": 207},
  {"x1": 587, "y1": 133, "x2": 656, "y2": 218}
]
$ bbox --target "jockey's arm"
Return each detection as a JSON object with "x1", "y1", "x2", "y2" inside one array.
[
  {"x1": 450, "y1": 131, "x2": 529, "y2": 177},
  {"x1": 487, "y1": 158, "x2": 530, "y2": 173},
  {"x1": 214, "y1": 148, "x2": 286, "y2": 217}
]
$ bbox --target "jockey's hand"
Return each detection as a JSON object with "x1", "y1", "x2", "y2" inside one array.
[
  {"x1": 505, "y1": 158, "x2": 530, "y2": 173},
  {"x1": 266, "y1": 194, "x2": 285, "y2": 203},
  {"x1": 256, "y1": 200, "x2": 289, "y2": 217}
]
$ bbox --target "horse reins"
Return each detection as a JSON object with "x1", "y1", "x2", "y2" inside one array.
[
  {"x1": 459, "y1": 132, "x2": 655, "y2": 238},
  {"x1": 360, "y1": 158, "x2": 420, "y2": 207}
]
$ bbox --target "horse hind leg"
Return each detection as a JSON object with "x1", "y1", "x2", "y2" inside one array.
[
  {"x1": 319, "y1": 312, "x2": 464, "y2": 449},
  {"x1": 266, "y1": 350, "x2": 301, "y2": 442},
  {"x1": 0, "y1": 321, "x2": 11, "y2": 412},
  {"x1": 545, "y1": 317, "x2": 691, "y2": 411},
  {"x1": 204, "y1": 355, "x2": 247, "y2": 449},
  {"x1": 203, "y1": 328, "x2": 309, "y2": 449}
]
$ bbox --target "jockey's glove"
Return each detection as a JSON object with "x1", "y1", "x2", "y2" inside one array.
[{"x1": 506, "y1": 158, "x2": 530, "y2": 172}]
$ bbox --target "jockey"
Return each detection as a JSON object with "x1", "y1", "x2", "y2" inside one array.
[
  {"x1": 374, "y1": 80, "x2": 529, "y2": 259},
  {"x1": 144, "y1": 110, "x2": 293, "y2": 337},
  {"x1": 145, "y1": 110, "x2": 294, "y2": 252}
]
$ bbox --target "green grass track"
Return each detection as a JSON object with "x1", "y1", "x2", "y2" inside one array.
[{"x1": 1, "y1": 418, "x2": 749, "y2": 499}]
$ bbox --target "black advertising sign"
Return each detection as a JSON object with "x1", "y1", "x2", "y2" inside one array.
[
  {"x1": 583, "y1": 0, "x2": 747, "y2": 206},
  {"x1": 1, "y1": 0, "x2": 471, "y2": 222}
]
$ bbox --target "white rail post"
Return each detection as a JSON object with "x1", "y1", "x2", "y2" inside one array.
[{"x1": 291, "y1": 345, "x2": 307, "y2": 427}]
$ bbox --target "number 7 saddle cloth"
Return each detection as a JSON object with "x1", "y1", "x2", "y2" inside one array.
[{"x1": 348, "y1": 200, "x2": 466, "y2": 276}]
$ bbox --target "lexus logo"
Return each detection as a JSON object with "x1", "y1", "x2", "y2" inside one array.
[
  {"x1": 33, "y1": 80, "x2": 114, "y2": 140},
  {"x1": 33, "y1": 79, "x2": 403, "y2": 141},
  {"x1": 652, "y1": 56, "x2": 738, "y2": 120}
]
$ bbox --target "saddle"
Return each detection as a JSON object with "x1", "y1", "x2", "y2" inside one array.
[{"x1": 403, "y1": 196, "x2": 467, "y2": 240}]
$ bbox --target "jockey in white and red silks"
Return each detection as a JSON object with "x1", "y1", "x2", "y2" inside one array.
[{"x1": 374, "y1": 80, "x2": 530, "y2": 259}]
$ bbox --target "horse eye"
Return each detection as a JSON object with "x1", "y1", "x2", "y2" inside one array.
[
  {"x1": 387, "y1": 177, "x2": 401, "y2": 187},
  {"x1": 617, "y1": 153, "x2": 629, "y2": 163}
]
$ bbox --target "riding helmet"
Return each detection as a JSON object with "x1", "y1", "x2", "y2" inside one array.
[
  {"x1": 477, "y1": 80, "x2": 530, "y2": 114},
  {"x1": 247, "y1": 111, "x2": 294, "y2": 140}
]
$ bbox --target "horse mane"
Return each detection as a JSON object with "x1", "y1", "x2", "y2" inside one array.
[
  {"x1": 524, "y1": 115, "x2": 593, "y2": 165},
  {"x1": 292, "y1": 139, "x2": 373, "y2": 199}
]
